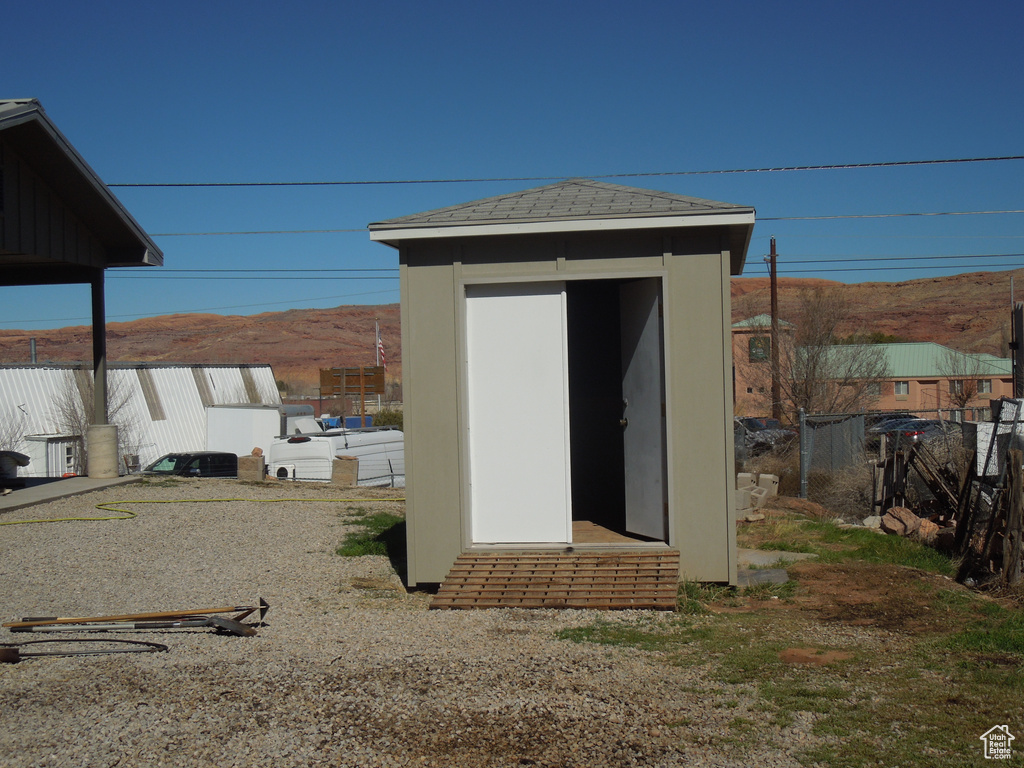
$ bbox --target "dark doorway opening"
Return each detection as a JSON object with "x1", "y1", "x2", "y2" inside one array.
[
  {"x1": 566, "y1": 280, "x2": 627, "y2": 532},
  {"x1": 566, "y1": 278, "x2": 667, "y2": 543}
]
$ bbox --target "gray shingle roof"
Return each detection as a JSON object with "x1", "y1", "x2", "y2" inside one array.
[{"x1": 370, "y1": 179, "x2": 753, "y2": 229}]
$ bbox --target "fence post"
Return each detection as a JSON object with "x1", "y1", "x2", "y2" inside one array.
[
  {"x1": 799, "y1": 408, "x2": 808, "y2": 499},
  {"x1": 1004, "y1": 450, "x2": 1023, "y2": 586}
]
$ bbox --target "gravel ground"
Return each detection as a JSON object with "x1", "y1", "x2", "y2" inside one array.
[{"x1": 0, "y1": 478, "x2": 817, "y2": 768}]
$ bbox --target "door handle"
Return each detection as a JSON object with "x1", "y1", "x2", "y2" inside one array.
[{"x1": 620, "y1": 418, "x2": 628, "y2": 428}]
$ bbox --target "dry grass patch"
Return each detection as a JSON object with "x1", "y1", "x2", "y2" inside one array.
[{"x1": 559, "y1": 511, "x2": 1024, "y2": 767}]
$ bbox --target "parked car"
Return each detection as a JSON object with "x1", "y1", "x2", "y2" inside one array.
[
  {"x1": 734, "y1": 417, "x2": 797, "y2": 456},
  {"x1": 866, "y1": 418, "x2": 963, "y2": 451},
  {"x1": 140, "y1": 451, "x2": 238, "y2": 478},
  {"x1": 888, "y1": 419, "x2": 963, "y2": 444},
  {"x1": 864, "y1": 417, "x2": 924, "y2": 452},
  {"x1": 864, "y1": 412, "x2": 915, "y2": 430},
  {"x1": 867, "y1": 417, "x2": 922, "y2": 435}
]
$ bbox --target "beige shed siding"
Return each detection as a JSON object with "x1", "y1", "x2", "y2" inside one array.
[
  {"x1": 664, "y1": 249, "x2": 735, "y2": 582},
  {"x1": 400, "y1": 255, "x2": 465, "y2": 585}
]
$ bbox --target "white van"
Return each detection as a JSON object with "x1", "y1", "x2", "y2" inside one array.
[{"x1": 267, "y1": 429, "x2": 404, "y2": 487}]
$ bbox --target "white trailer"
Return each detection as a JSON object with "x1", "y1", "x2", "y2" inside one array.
[
  {"x1": 206, "y1": 404, "x2": 322, "y2": 458},
  {"x1": 267, "y1": 429, "x2": 405, "y2": 487}
]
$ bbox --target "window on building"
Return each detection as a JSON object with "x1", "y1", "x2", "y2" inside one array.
[
  {"x1": 895, "y1": 381, "x2": 910, "y2": 396},
  {"x1": 748, "y1": 336, "x2": 770, "y2": 362},
  {"x1": 949, "y1": 380, "x2": 965, "y2": 395},
  {"x1": 866, "y1": 382, "x2": 881, "y2": 397},
  {"x1": 978, "y1": 379, "x2": 992, "y2": 394}
]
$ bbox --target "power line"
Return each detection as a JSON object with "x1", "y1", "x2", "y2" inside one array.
[
  {"x1": 151, "y1": 228, "x2": 367, "y2": 236},
  {"x1": 108, "y1": 275, "x2": 396, "y2": 281},
  {"x1": 762, "y1": 209, "x2": 1024, "y2": 221},
  {"x1": 0, "y1": 289, "x2": 400, "y2": 327},
  {"x1": 145, "y1": 208, "x2": 1024, "y2": 237},
  {"x1": 107, "y1": 255, "x2": 1024, "y2": 276},
  {"x1": 753, "y1": 234, "x2": 1024, "y2": 240},
  {"x1": 108, "y1": 268, "x2": 398, "y2": 273},
  {"x1": 109, "y1": 154, "x2": 1024, "y2": 188},
  {"x1": 103, "y1": 259, "x2": 1024, "y2": 280},
  {"x1": 774, "y1": 252, "x2": 1024, "y2": 265},
  {"x1": 776, "y1": 263, "x2": 1024, "y2": 275}
]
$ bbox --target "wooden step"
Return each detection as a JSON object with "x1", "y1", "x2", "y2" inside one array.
[{"x1": 430, "y1": 550, "x2": 680, "y2": 610}]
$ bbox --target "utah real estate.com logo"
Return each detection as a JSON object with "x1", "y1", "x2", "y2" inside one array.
[{"x1": 980, "y1": 725, "x2": 1015, "y2": 760}]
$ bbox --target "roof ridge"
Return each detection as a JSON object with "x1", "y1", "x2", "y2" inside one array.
[{"x1": 370, "y1": 178, "x2": 753, "y2": 229}]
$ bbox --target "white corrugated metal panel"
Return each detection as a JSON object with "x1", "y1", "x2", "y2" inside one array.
[
  {"x1": 0, "y1": 364, "x2": 281, "y2": 474},
  {"x1": 0, "y1": 366, "x2": 78, "y2": 439},
  {"x1": 204, "y1": 366, "x2": 280, "y2": 406}
]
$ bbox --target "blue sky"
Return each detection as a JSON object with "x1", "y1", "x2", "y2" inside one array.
[{"x1": 4, "y1": 0, "x2": 1022, "y2": 329}]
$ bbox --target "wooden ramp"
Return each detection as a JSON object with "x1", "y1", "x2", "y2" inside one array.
[{"x1": 430, "y1": 550, "x2": 680, "y2": 610}]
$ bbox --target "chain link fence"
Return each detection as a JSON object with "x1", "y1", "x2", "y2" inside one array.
[{"x1": 735, "y1": 408, "x2": 974, "y2": 520}]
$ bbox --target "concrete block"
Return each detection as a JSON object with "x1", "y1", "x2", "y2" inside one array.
[
  {"x1": 757, "y1": 474, "x2": 780, "y2": 497},
  {"x1": 735, "y1": 486, "x2": 752, "y2": 511},
  {"x1": 750, "y1": 486, "x2": 769, "y2": 509},
  {"x1": 332, "y1": 456, "x2": 359, "y2": 487},
  {"x1": 237, "y1": 455, "x2": 265, "y2": 483},
  {"x1": 737, "y1": 472, "x2": 755, "y2": 490}
]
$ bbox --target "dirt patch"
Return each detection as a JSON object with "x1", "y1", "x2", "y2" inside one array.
[
  {"x1": 763, "y1": 495, "x2": 834, "y2": 520},
  {"x1": 779, "y1": 647, "x2": 853, "y2": 665},
  {"x1": 783, "y1": 561, "x2": 970, "y2": 634}
]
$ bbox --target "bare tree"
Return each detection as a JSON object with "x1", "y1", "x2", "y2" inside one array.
[
  {"x1": 0, "y1": 407, "x2": 28, "y2": 452},
  {"x1": 940, "y1": 347, "x2": 983, "y2": 411},
  {"x1": 780, "y1": 288, "x2": 889, "y2": 417},
  {"x1": 50, "y1": 369, "x2": 141, "y2": 474}
]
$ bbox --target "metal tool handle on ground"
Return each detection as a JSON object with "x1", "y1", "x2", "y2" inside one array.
[{"x1": 3, "y1": 598, "x2": 268, "y2": 629}]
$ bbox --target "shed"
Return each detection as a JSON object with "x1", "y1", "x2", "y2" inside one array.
[
  {"x1": 0, "y1": 99, "x2": 162, "y2": 476},
  {"x1": 370, "y1": 179, "x2": 754, "y2": 596}
]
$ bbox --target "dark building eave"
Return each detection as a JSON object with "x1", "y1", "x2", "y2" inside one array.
[{"x1": 0, "y1": 99, "x2": 163, "y2": 269}]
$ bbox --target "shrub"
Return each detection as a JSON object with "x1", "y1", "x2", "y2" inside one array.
[{"x1": 373, "y1": 408, "x2": 404, "y2": 430}]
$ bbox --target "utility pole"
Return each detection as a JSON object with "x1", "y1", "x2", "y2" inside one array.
[{"x1": 769, "y1": 237, "x2": 782, "y2": 422}]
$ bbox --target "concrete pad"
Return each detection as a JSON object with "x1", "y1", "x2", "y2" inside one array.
[
  {"x1": 737, "y1": 568, "x2": 790, "y2": 587},
  {"x1": 738, "y1": 547, "x2": 818, "y2": 567},
  {"x1": 0, "y1": 475, "x2": 141, "y2": 515}
]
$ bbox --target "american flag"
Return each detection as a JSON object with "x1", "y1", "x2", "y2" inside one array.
[{"x1": 377, "y1": 331, "x2": 387, "y2": 372}]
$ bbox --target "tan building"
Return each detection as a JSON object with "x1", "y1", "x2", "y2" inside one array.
[
  {"x1": 865, "y1": 343, "x2": 1012, "y2": 417},
  {"x1": 731, "y1": 314, "x2": 792, "y2": 417},
  {"x1": 371, "y1": 180, "x2": 755, "y2": 588},
  {"x1": 731, "y1": 312, "x2": 1012, "y2": 419}
]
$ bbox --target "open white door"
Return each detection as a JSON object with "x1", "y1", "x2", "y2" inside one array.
[
  {"x1": 620, "y1": 278, "x2": 667, "y2": 540},
  {"x1": 466, "y1": 282, "x2": 572, "y2": 544}
]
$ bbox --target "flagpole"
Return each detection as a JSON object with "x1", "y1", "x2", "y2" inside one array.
[{"x1": 375, "y1": 319, "x2": 381, "y2": 411}]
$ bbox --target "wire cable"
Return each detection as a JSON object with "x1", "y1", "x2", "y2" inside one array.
[
  {"x1": 136, "y1": 209, "x2": 1024, "y2": 237},
  {"x1": 107, "y1": 154, "x2": 1024, "y2": 187}
]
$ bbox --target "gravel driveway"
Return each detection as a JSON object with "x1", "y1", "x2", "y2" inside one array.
[{"x1": 0, "y1": 479, "x2": 808, "y2": 768}]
